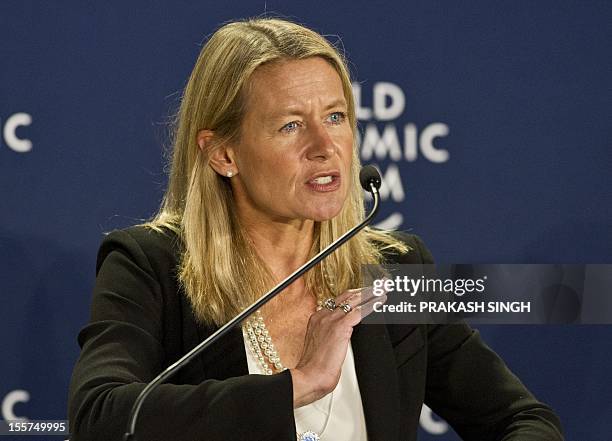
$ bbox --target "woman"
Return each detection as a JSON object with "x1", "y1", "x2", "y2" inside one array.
[{"x1": 68, "y1": 18, "x2": 563, "y2": 441}]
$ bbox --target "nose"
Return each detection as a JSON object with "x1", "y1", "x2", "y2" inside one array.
[{"x1": 305, "y1": 123, "x2": 336, "y2": 161}]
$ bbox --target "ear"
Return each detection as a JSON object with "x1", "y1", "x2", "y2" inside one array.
[{"x1": 197, "y1": 129, "x2": 238, "y2": 177}]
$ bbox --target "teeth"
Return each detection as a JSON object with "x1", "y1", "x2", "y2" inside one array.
[{"x1": 313, "y1": 176, "x2": 333, "y2": 184}]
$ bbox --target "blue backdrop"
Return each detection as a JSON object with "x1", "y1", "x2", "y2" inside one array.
[{"x1": 1, "y1": 2, "x2": 611, "y2": 440}]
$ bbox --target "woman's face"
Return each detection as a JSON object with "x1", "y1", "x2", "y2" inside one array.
[{"x1": 228, "y1": 57, "x2": 354, "y2": 226}]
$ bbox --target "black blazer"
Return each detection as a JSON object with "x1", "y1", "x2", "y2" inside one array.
[{"x1": 68, "y1": 227, "x2": 563, "y2": 441}]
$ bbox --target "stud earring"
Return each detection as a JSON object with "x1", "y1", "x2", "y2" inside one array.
[{"x1": 226, "y1": 170, "x2": 234, "y2": 178}]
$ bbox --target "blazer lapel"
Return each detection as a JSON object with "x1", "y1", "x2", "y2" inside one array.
[{"x1": 352, "y1": 323, "x2": 401, "y2": 441}]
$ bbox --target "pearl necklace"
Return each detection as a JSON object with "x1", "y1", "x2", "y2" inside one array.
[
  {"x1": 244, "y1": 264, "x2": 336, "y2": 374},
  {"x1": 244, "y1": 310, "x2": 285, "y2": 375},
  {"x1": 243, "y1": 265, "x2": 337, "y2": 440},
  {"x1": 243, "y1": 314, "x2": 334, "y2": 441}
]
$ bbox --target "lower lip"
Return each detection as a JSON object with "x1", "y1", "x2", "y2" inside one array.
[{"x1": 306, "y1": 176, "x2": 341, "y2": 192}]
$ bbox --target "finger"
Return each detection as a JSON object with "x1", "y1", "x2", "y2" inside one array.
[
  {"x1": 329, "y1": 278, "x2": 393, "y2": 317},
  {"x1": 336, "y1": 286, "x2": 378, "y2": 312},
  {"x1": 359, "y1": 278, "x2": 393, "y2": 304},
  {"x1": 358, "y1": 292, "x2": 387, "y2": 318},
  {"x1": 344, "y1": 293, "x2": 387, "y2": 326},
  {"x1": 334, "y1": 288, "x2": 361, "y2": 305},
  {"x1": 337, "y1": 278, "x2": 392, "y2": 309}
]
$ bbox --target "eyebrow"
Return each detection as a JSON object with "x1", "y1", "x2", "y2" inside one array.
[
  {"x1": 322, "y1": 98, "x2": 348, "y2": 111},
  {"x1": 268, "y1": 97, "x2": 348, "y2": 120}
]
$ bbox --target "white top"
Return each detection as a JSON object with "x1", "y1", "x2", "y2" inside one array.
[{"x1": 243, "y1": 333, "x2": 369, "y2": 441}]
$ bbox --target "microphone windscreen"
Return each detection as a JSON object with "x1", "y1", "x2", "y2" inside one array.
[{"x1": 359, "y1": 165, "x2": 382, "y2": 191}]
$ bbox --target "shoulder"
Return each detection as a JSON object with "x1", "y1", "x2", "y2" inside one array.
[
  {"x1": 379, "y1": 230, "x2": 435, "y2": 265},
  {"x1": 96, "y1": 225, "x2": 182, "y2": 276}
]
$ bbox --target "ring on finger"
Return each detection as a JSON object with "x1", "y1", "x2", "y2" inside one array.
[
  {"x1": 323, "y1": 298, "x2": 337, "y2": 311},
  {"x1": 339, "y1": 302, "x2": 352, "y2": 314}
]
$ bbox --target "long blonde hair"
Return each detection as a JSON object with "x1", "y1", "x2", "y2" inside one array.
[{"x1": 147, "y1": 17, "x2": 408, "y2": 326}]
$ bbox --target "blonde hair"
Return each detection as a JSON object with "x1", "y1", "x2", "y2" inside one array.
[{"x1": 146, "y1": 17, "x2": 408, "y2": 326}]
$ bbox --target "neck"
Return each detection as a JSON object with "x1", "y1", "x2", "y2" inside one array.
[{"x1": 242, "y1": 216, "x2": 316, "y2": 281}]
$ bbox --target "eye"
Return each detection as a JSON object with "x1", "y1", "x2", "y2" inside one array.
[
  {"x1": 280, "y1": 120, "x2": 301, "y2": 133},
  {"x1": 327, "y1": 111, "x2": 347, "y2": 125}
]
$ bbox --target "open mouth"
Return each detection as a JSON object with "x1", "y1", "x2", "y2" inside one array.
[
  {"x1": 312, "y1": 176, "x2": 333, "y2": 184},
  {"x1": 306, "y1": 173, "x2": 341, "y2": 192}
]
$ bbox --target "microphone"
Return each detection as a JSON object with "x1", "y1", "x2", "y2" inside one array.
[
  {"x1": 124, "y1": 165, "x2": 382, "y2": 441},
  {"x1": 359, "y1": 165, "x2": 382, "y2": 192}
]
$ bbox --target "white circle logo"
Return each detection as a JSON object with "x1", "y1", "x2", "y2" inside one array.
[
  {"x1": 2, "y1": 112, "x2": 33, "y2": 153},
  {"x1": 1, "y1": 389, "x2": 30, "y2": 421}
]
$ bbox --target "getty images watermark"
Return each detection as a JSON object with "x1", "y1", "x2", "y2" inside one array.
[{"x1": 362, "y1": 264, "x2": 612, "y2": 324}]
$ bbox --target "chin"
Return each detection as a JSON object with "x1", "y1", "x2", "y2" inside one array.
[
  {"x1": 298, "y1": 191, "x2": 349, "y2": 222},
  {"x1": 306, "y1": 204, "x2": 345, "y2": 222}
]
